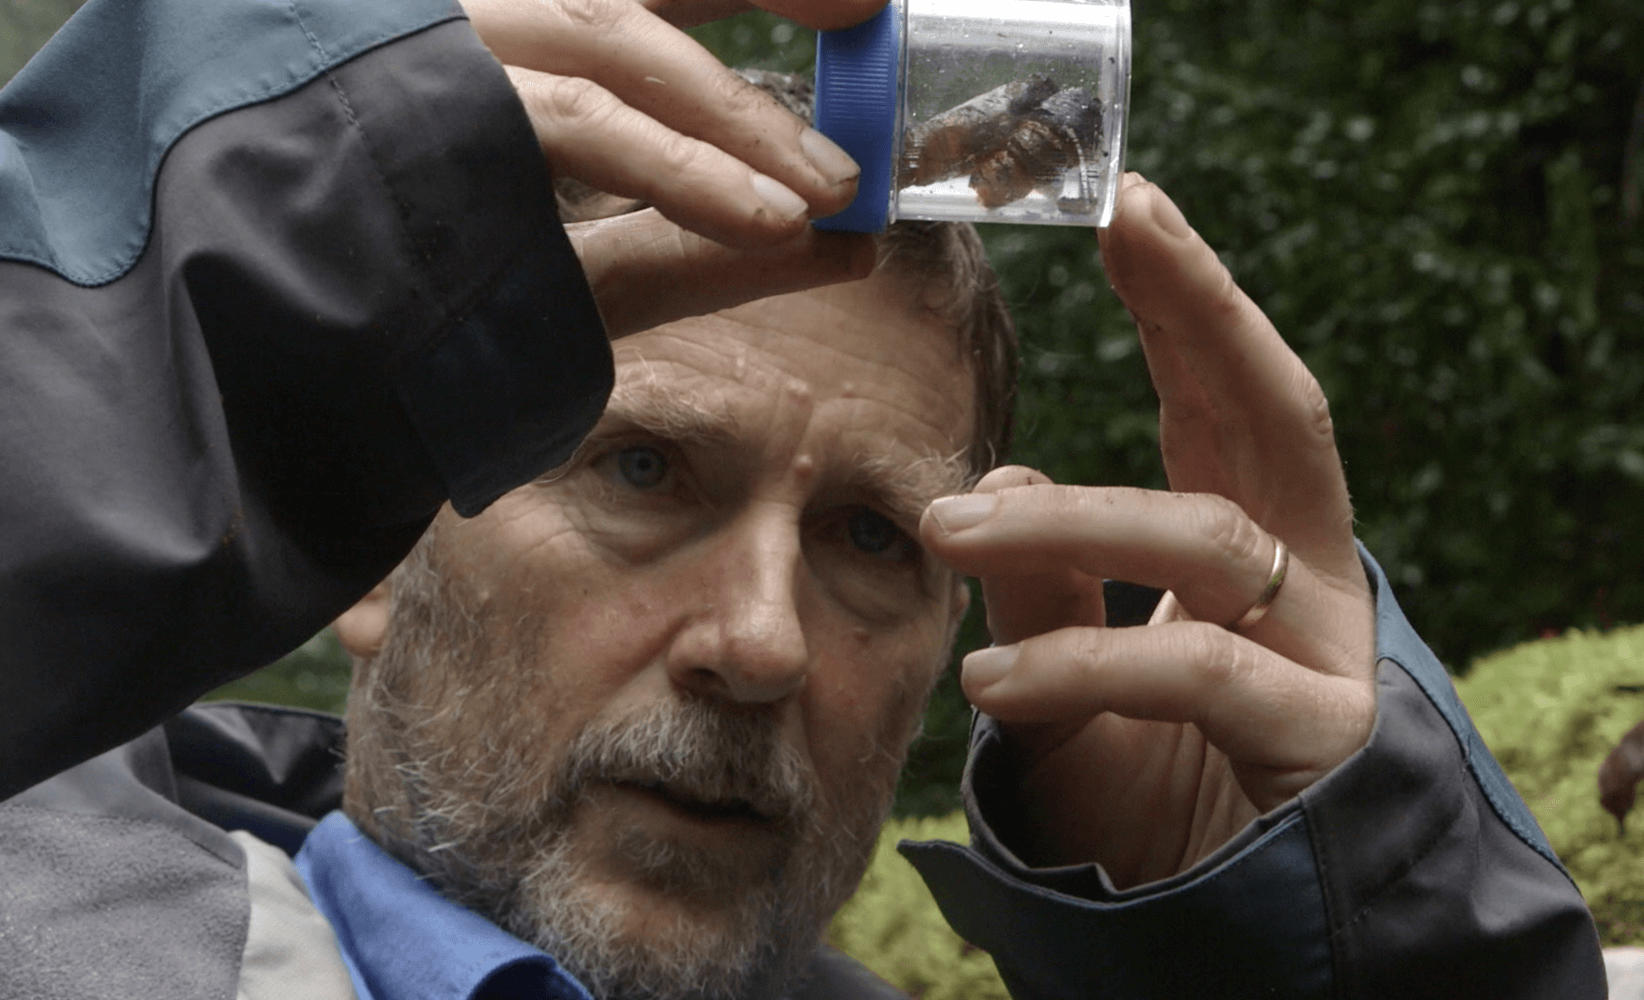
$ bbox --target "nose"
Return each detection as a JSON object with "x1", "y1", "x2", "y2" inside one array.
[{"x1": 664, "y1": 507, "x2": 810, "y2": 705}]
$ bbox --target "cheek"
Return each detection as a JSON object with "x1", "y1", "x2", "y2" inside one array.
[
  {"x1": 803, "y1": 624, "x2": 945, "y2": 799},
  {"x1": 428, "y1": 510, "x2": 688, "y2": 752},
  {"x1": 489, "y1": 568, "x2": 683, "y2": 730}
]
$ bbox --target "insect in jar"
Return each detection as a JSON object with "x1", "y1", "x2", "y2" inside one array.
[{"x1": 898, "y1": 75, "x2": 1103, "y2": 213}]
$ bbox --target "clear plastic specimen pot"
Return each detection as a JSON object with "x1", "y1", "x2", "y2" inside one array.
[{"x1": 813, "y1": 0, "x2": 1131, "y2": 232}]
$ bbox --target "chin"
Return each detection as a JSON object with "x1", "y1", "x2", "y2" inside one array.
[{"x1": 500, "y1": 832, "x2": 817, "y2": 1000}]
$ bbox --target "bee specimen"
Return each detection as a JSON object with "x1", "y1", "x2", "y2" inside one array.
[{"x1": 898, "y1": 75, "x2": 1103, "y2": 212}]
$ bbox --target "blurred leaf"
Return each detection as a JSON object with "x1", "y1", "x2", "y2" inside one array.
[
  {"x1": 989, "y1": 0, "x2": 1644, "y2": 671},
  {"x1": 687, "y1": 10, "x2": 814, "y2": 75},
  {"x1": 204, "y1": 628, "x2": 351, "y2": 716},
  {"x1": 1, "y1": 0, "x2": 86, "y2": 83}
]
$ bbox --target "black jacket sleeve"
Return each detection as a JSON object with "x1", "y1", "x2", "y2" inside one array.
[
  {"x1": 0, "y1": 0, "x2": 613, "y2": 798},
  {"x1": 900, "y1": 547, "x2": 1605, "y2": 999}
]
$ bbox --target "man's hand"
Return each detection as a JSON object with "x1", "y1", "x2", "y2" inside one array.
[
  {"x1": 918, "y1": 174, "x2": 1378, "y2": 889},
  {"x1": 646, "y1": 0, "x2": 884, "y2": 31},
  {"x1": 564, "y1": 209, "x2": 876, "y2": 338},
  {"x1": 461, "y1": 0, "x2": 880, "y2": 335}
]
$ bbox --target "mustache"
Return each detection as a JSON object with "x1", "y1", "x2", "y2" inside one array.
[{"x1": 553, "y1": 698, "x2": 816, "y2": 829}]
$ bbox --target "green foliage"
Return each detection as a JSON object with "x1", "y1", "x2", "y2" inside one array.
[
  {"x1": 707, "y1": 0, "x2": 1644, "y2": 677},
  {"x1": 996, "y1": 0, "x2": 1644, "y2": 671},
  {"x1": 0, "y1": 0, "x2": 85, "y2": 83},
  {"x1": 829, "y1": 812, "x2": 1010, "y2": 1000},
  {"x1": 688, "y1": 10, "x2": 814, "y2": 75},
  {"x1": 204, "y1": 628, "x2": 351, "y2": 715},
  {"x1": 1455, "y1": 624, "x2": 1644, "y2": 942}
]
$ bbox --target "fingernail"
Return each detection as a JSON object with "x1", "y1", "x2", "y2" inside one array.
[
  {"x1": 1149, "y1": 187, "x2": 1194, "y2": 240},
  {"x1": 751, "y1": 172, "x2": 808, "y2": 220},
  {"x1": 801, "y1": 127, "x2": 860, "y2": 186},
  {"x1": 964, "y1": 645, "x2": 1020, "y2": 689},
  {"x1": 927, "y1": 493, "x2": 998, "y2": 534}
]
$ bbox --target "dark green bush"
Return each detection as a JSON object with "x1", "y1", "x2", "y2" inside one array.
[
  {"x1": 205, "y1": 628, "x2": 351, "y2": 714},
  {"x1": 1083, "y1": 0, "x2": 1644, "y2": 671},
  {"x1": 694, "y1": 0, "x2": 1644, "y2": 814},
  {"x1": 696, "y1": 1, "x2": 1644, "y2": 672}
]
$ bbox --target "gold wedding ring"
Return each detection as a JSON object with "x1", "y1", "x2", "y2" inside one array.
[{"x1": 1229, "y1": 537, "x2": 1288, "y2": 631}]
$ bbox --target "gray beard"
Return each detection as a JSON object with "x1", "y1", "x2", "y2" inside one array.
[
  {"x1": 366, "y1": 693, "x2": 892, "y2": 1000},
  {"x1": 345, "y1": 537, "x2": 910, "y2": 1000}
]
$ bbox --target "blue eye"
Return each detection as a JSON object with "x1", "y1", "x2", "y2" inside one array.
[
  {"x1": 847, "y1": 508, "x2": 906, "y2": 556},
  {"x1": 615, "y1": 447, "x2": 668, "y2": 489}
]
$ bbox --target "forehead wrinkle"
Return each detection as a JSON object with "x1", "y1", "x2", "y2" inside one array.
[{"x1": 811, "y1": 340, "x2": 975, "y2": 489}]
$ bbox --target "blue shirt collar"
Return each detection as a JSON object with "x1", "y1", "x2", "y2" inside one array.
[{"x1": 295, "y1": 811, "x2": 595, "y2": 1000}]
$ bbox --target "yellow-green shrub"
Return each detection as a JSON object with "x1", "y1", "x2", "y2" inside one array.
[
  {"x1": 830, "y1": 813, "x2": 1010, "y2": 1000},
  {"x1": 1455, "y1": 624, "x2": 1644, "y2": 943}
]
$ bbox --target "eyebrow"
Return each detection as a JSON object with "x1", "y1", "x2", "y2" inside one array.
[
  {"x1": 601, "y1": 381, "x2": 970, "y2": 523},
  {"x1": 598, "y1": 379, "x2": 742, "y2": 447},
  {"x1": 845, "y1": 446, "x2": 970, "y2": 525}
]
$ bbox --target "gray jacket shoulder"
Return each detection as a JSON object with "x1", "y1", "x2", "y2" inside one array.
[{"x1": 3, "y1": 703, "x2": 909, "y2": 1000}]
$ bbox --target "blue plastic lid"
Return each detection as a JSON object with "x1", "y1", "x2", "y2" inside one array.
[{"x1": 812, "y1": 1, "x2": 900, "y2": 233}]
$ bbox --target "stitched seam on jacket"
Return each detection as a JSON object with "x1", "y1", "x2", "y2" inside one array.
[
  {"x1": 1314, "y1": 774, "x2": 1476, "y2": 1000},
  {"x1": 321, "y1": 42, "x2": 551, "y2": 375},
  {"x1": 1302, "y1": 796, "x2": 1348, "y2": 1000},
  {"x1": 287, "y1": 0, "x2": 334, "y2": 65},
  {"x1": 1400, "y1": 651, "x2": 1565, "y2": 868},
  {"x1": 319, "y1": 54, "x2": 442, "y2": 371},
  {"x1": 1380, "y1": 646, "x2": 1567, "y2": 875},
  {"x1": 311, "y1": 0, "x2": 438, "y2": 293},
  {"x1": 0, "y1": 13, "x2": 464, "y2": 286},
  {"x1": 1321, "y1": 767, "x2": 1469, "y2": 939}
]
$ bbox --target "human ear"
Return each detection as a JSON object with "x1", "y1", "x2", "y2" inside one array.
[
  {"x1": 951, "y1": 576, "x2": 972, "y2": 620},
  {"x1": 335, "y1": 577, "x2": 393, "y2": 661},
  {"x1": 937, "y1": 575, "x2": 972, "y2": 666}
]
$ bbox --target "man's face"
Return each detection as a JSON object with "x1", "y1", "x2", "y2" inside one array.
[{"x1": 343, "y1": 268, "x2": 975, "y2": 999}]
